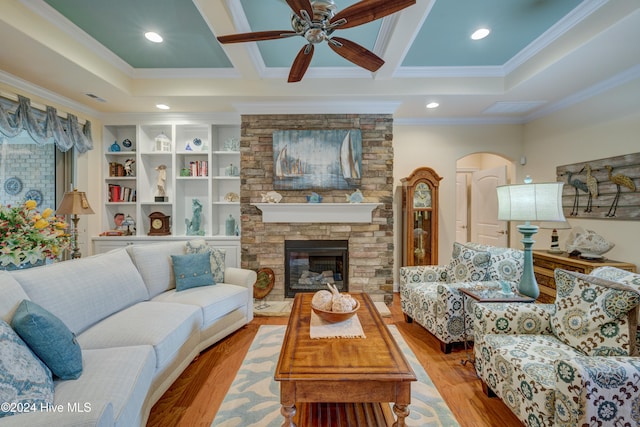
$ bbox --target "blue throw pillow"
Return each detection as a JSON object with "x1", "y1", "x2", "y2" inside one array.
[
  {"x1": 11, "y1": 300, "x2": 83, "y2": 380},
  {"x1": 171, "y1": 252, "x2": 215, "y2": 291},
  {"x1": 0, "y1": 319, "x2": 54, "y2": 418}
]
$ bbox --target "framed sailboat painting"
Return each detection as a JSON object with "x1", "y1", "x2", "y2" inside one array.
[{"x1": 272, "y1": 129, "x2": 362, "y2": 190}]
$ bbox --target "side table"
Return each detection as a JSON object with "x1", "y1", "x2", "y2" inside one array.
[
  {"x1": 533, "y1": 250, "x2": 637, "y2": 303},
  {"x1": 459, "y1": 288, "x2": 535, "y2": 366}
]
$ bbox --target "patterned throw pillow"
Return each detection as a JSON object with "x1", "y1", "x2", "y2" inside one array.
[
  {"x1": 445, "y1": 242, "x2": 491, "y2": 283},
  {"x1": 0, "y1": 319, "x2": 54, "y2": 418},
  {"x1": 185, "y1": 239, "x2": 226, "y2": 283},
  {"x1": 11, "y1": 300, "x2": 82, "y2": 380},
  {"x1": 551, "y1": 269, "x2": 640, "y2": 356},
  {"x1": 171, "y1": 252, "x2": 215, "y2": 291}
]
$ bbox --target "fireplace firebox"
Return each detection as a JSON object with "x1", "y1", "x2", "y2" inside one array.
[{"x1": 284, "y1": 240, "x2": 348, "y2": 298}]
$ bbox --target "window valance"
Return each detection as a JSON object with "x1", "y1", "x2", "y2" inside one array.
[{"x1": 0, "y1": 95, "x2": 93, "y2": 153}]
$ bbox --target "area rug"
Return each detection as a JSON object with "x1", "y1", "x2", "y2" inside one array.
[{"x1": 211, "y1": 325, "x2": 459, "y2": 426}]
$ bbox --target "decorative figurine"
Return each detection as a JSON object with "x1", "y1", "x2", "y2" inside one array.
[
  {"x1": 155, "y1": 164, "x2": 167, "y2": 202},
  {"x1": 306, "y1": 192, "x2": 322, "y2": 203},
  {"x1": 185, "y1": 199, "x2": 204, "y2": 236},
  {"x1": 261, "y1": 191, "x2": 282, "y2": 203},
  {"x1": 345, "y1": 189, "x2": 364, "y2": 203},
  {"x1": 124, "y1": 158, "x2": 135, "y2": 176}
]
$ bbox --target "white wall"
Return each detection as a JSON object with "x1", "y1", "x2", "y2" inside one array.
[{"x1": 523, "y1": 78, "x2": 640, "y2": 267}]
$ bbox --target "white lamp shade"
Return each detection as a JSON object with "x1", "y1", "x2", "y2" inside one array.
[{"x1": 497, "y1": 182, "x2": 566, "y2": 222}]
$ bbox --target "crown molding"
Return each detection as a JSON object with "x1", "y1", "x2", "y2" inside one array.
[
  {"x1": 233, "y1": 101, "x2": 400, "y2": 115},
  {"x1": 0, "y1": 70, "x2": 99, "y2": 119}
]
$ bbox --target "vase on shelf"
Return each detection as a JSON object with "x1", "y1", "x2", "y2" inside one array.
[
  {"x1": 1, "y1": 259, "x2": 45, "y2": 271},
  {"x1": 225, "y1": 215, "x2": 236, "y2": 236}
]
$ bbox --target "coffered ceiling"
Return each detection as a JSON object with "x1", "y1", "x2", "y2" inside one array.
[{"x1": 0, "y1": 0, "x2": 638, "y2": 123}]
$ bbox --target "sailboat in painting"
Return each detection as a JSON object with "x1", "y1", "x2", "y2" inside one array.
[
  {"x1": 275, "y1": 145, "x2": 304, "y2": 178},
  {"x1": 340, "y1": 131, "x2": 361, "y2": 183}
]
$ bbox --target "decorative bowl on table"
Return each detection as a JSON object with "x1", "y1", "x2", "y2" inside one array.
[{"x1": 311, "y1": 301, "x2": 359, "y2": 323}]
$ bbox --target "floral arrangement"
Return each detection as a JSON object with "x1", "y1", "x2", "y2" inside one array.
[{"x1": 0, "y1": 200, "x2": 69, "y2": 268}]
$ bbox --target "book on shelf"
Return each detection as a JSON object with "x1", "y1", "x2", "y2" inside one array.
[
  {"x1": 188, "y1": 160, "x2": 208, "y2": 177},
  {"x1": 108, "y1": 184, "x2": 135, "y2": 202}
]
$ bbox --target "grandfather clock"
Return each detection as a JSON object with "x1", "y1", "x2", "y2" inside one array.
[{"x1": 401, "y1": 167, "x2": 442, "y2": 266}]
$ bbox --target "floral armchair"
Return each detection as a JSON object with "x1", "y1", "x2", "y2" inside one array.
[
  {"x1": 473, "y1": 267, "x2": 640, "y2": 427},
  {"x1": 399, "y1": 242, "x2": 524, "y2": 353}
]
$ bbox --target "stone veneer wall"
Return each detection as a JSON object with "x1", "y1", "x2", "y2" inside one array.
[{"x1": 240, "y1": 114, "x2": 394, "y2": 303}]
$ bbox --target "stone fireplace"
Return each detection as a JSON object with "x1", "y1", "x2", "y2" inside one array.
[{"x1": 240, "y1": 114, "x2": 394, "y2": 303}]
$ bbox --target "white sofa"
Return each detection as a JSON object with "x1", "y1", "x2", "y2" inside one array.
[{"x1": 0, "y1": 240, "x2": 256, "y2": 427}]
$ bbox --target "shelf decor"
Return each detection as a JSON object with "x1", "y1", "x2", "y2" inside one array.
[
  {"x1": 154, "y1": 132, "x2": 171, "y2": 152},
  {"x1": 101, "y1": 122, "x2": 241, "y2": 239}
]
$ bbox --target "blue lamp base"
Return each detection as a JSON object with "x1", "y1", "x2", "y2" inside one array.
[{"x1": 517, "y1": 223, "x2": 540, "y2": 299}]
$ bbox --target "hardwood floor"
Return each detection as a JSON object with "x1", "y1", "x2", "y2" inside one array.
[{"x1": 147, "y1": 293, "x2": 523, "y2": 427}]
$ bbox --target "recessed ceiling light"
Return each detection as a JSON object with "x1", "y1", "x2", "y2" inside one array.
[
  {"x1": 145, "y1": 31, "x2": 163, "y2": 43},
  {"x1": 156, "y1": 104, "x2": 170, "y2": 110},
  {"x1": 471, "y1": 28, "x2": 491, "y2": 40},
  {"x1": 426, "y1": 102, "x2": 440, "y2": 109}
]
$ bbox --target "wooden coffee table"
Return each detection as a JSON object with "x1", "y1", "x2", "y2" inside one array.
[{"x1": 275, "y1": 292, "x2": 416, "y2": 427}]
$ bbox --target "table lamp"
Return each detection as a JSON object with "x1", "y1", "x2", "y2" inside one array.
[
  {"x1": 539, "y1": 221, "x2": 572, "y2": 254},
  {"x1": 57, "y1": 189, "x2": 95, "y2": 259},
  {"x1": 496, "y1": 177, "x2": 566, "y2": 299},
  {"x1": 121, "y1": 214, "x2": 136, "y2": 236}
]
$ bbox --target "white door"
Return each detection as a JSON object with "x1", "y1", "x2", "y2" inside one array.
[
  {"x1": 471, "y1": 166, "x2": 508, "y2": 246},
  {"x1": 455, "y1": 173, "x2": 469, "y2": 243}
]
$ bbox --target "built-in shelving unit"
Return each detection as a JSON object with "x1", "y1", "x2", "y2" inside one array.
[{"x1": 93, "y1": 121, "x2": 241, "y2": 254}]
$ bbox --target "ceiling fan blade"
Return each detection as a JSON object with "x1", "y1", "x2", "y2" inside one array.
[
  {"x1": 217, "y1": 30, "x2": 297, "y2": 44},
  {"x1": 330, "y1": 0, "x2": 416, "y2": 29},
  {"x1": 328, "y1": 37, "x2": 384, "y2": 72},
  {"x1": 288, "y1": 44, "x2": 315, "y2": 83},
  {"x1": 285, "y1": 0, "x2": 313, "y2": 19}
]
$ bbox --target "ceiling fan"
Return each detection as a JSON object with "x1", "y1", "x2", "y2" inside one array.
[{"x1": 217, "y1": 0, "x2": 416, "y2": 82}]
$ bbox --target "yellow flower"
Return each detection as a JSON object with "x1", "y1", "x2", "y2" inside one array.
[
  {"x1": 34, "y1": 219, "x2": 49, "y2": 229},
  {"x1": 55, "y1": 221, "x2": 67, "y2": 229},
  {"x1": 42, "y1": 208, "x2": 53, "y2": 219},
  {"x1": 25, "y1": 200, "x2": 37, "y2": 210}
]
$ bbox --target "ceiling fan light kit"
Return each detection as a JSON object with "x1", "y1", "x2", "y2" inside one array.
[{"x1": 217, "y1": 0, "x2": 416, "y2": 82}]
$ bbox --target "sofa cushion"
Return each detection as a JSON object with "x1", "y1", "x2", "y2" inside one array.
[
  {"x1": 127, "y1": 241, "x2": 186, "y2": 298},
  {"x1": 464, "y1": 243, "x2": 524, "y2": 282},
  {"x1": 11, "y1": 300, "x2": 82, "y2": 380},
  {"x1": 0, "y1": 271, "x2": 30, "y2": 322},
  {"x1": 551, "y1": 269, "x2": 640, "y2": 356},
  {"x1": 590, "y1": 266, "x2": 640, "y2": 287},
  {"x1": 52, "y1": 346, "x2": 155, "y2": 426},
  {"x1": 171, "y1": 252, "x2": 214, "y2": 291},
  {"x1": 185, "y1": 238, "x2": 226, "y2": 283},
  {"x1": 0, "y1": 319, "x2": 53, "y2": 418},
  {"x1": 11, "y1": 248, "x2": 149, "y2": 335},
  {"x1": 152, "y1": 283, "x2": 249, "y2": 327},
  {"x1": 77, "y1": 301, "x2": 201, "y2": 370},
  {"x1": 445, "y1": 242, "x2": 491, "y2": 283}
]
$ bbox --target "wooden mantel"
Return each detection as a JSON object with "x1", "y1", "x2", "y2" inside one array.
[{"x1": 252, "y1": 203, "x2": 382, "y2": 223}]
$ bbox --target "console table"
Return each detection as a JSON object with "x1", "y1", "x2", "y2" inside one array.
[{"x1": 533, "y1": 250, "x2": 637, "y2": 303}]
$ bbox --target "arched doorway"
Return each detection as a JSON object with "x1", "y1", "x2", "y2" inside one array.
[{"x1": 456, "y1": 153, "x2": 514, "y2": 245}]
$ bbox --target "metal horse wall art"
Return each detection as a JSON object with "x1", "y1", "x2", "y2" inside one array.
[{"x1": 556, "y1": 152, "x2": 640, "y2": 220}]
